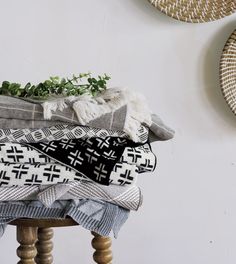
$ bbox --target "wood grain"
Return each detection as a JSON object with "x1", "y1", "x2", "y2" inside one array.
[
  {"x1": 91, "y1": 231, "x2": 112, "y2": 264},
  {"x1": 16, "y1": 226, "x2": 37, "y2": 264},
  {"x1": 12, "y1": 219, "x2": 114, "y2": 264},
  {"x1": 35, "y1": 228, "x2": 53, "y2": 264},
  {"x1": 10, "y1": 218, "x2": 78, "y2": 228}
]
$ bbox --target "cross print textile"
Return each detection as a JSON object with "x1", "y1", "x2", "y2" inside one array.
[
  {"x1": 0, "y1": 161, "x2": 140, "y2": 186},
  {"x1": 0, "y1": 143, "x2": 156, "y2": 173},
  {"x1": 0, "y1": 139, "x2": 156, "y2": 186},
  {"x1": 25, "y1": 137, "x2": 145, "y2": 185}
]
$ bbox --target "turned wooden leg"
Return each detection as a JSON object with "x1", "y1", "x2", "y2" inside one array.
[
  {"x1": 16, "y1": 226, "x2": 38, "y2": 264},
  {"x1": 35, "y1": 228, "x2": 53, "y2": 264},
  {"x1": 91, "y1": 232, "x2": 112, "y2": 264}
]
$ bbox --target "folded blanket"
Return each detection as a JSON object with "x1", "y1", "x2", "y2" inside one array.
[
  {"x1": 0, "y1": 181, "x2": 142, "y2": 210},
  {"x1": 25, "y1": 137, "x2": 148, "y2": 185},
  {"x1": 0, "y1": 199, "x2": 129, "y2": 238},
  {"x1": 0, "y1": 124, "x2": 148, "y2": 144},
  {"x1": 0, "y1": 138, "x2": 156, "y2": 186},
  {"x1": 0, "y1": 143, "x2": 156, "y2": 173},
  {"x1": 0, "y1": 161, "x2": 139, "y2": 186},
  {"x1": 0, "y1": 88, "x2": 174, "y2": 142},
  {"x1": 0, "y1": 118, "x2": 62, "y2": 130}
]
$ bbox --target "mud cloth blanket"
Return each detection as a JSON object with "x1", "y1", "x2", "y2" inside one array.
[{"x1": 0, "y1": 139, "x2": 156, "y2": 186}]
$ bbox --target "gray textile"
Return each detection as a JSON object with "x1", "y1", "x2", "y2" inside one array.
[
  {"x1": 40, "y1": 182, "x2": 142, "y2": 210},
  {"x1": 0, "y1": 95, "x2": 174, "y2": 141},
  {"x1": 0, "y1": 182, "x2": 142, "y2": 210},
  {"x1": 150, "y1": 114, "x2": 175, "y2": 141},
  {"x1": 0, "y1": 124, "x2": 134, "y2": 143},
  {"x1": 0, "y1": 118, "x2": 62, "y2": 129},
  {"x1": 0, "y1": 199, "x2": 129, "y2": 238},
  {"x1": 0, "y1": 96, "x2": 126, "y2": 130}
]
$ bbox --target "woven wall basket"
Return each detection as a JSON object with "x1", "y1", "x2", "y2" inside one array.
[
  {"x1": 220, "y1": 30, "x2": 236, "y2": 115},
  {"x1": 148, "y1": 1, "x2": 236, "y2": 23}
]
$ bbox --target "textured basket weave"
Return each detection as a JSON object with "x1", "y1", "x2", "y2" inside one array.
[
  {"x1": 148, "y1": 0, "x2": 236, "y2": 23},
  {"x1": 220, "y1": 30, "x2": 236, "y2": 115}
]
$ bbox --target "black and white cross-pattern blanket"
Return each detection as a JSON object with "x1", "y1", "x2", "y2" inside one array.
[
  {"x1": 0, "y1": 143, "x2": 156, "y2": 172},
  {"x1": 0, "y1": 162, "x2": 138, "y2": 186},
  {"x1": 0, "y1": 140, "x2": 156, "y2": 186},
  {"x1": 26, "y1": 137, "x2": 139, "y2": 185}
]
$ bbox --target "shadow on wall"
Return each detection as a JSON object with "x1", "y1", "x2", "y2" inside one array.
[{"x1": 203, "y1": 20, "x2": 236, "y2": 128}]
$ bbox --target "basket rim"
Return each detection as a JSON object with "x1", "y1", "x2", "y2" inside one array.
[
  {"x1": 220, "y1": 29, "x2": 236, "y2": 115},
  {"x1": 148, "y1": 0, "x2": 236, "y2": 23}
]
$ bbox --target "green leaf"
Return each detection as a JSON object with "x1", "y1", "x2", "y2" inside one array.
[
  {"x1": 0, "y1": 73, "x2": 110, "y2": 98},
  {"x1": 2, "y1": 81, "x2": 10, "y2": 89}
]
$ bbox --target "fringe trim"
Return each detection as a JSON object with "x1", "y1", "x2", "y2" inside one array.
[{"x1": 41, "y1": 88, "x2": 152, "y2": 142}]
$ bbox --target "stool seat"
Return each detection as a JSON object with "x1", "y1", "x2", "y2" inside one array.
[
  {"x1": 10, "y1": 218, "x2": 78, "y2": 228},
  {"x1": 9, "y1": 218, "x2": 113, "y2": 264}
]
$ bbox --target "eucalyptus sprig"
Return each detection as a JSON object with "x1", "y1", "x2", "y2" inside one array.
[{"x1": 0, "y1": 72, "x2": 110, "y2": 99}]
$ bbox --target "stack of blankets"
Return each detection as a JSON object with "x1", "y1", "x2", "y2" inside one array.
[{"x1": 0, "y1": 87, "x2": 174, "y2": 237}]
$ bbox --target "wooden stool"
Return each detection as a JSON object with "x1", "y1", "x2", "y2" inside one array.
[{"x1": 9, "y1": 218, "x2": 113, "y2": 264}]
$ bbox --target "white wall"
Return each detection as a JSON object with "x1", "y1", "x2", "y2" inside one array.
[{"x1": 0, "y1": 1, "x2": 236, "y2": 263}]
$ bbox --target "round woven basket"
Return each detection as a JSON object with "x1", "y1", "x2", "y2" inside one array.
[
  {"x1": 220, "y1": 29, "x2": 236, "y2": 115},
  {"x1": 148, "y1": 0, "x2": 236, "y2": 23}
]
